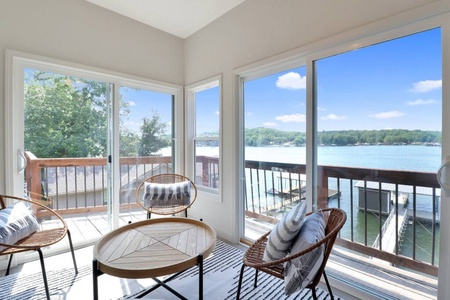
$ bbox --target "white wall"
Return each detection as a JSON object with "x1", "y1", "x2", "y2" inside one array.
[
  {"x1": 184, "y1": 0, "x2": 446, "y2": 242},
  {"x1": 0, "y1": 0, "x2": 184, "y2": 193}
]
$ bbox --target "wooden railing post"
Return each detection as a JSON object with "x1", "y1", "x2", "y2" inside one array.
[
  {"x1": 317, "y1": 165, "x2": 329, "y2": 209},
  {"x1": 201, "y1": 156, "x2": 209, "y2": 186},
  {"x1": 25, "y1": 151, "x2": 42, "y2": 196}
]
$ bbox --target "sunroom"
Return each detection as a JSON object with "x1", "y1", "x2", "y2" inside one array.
[{"x1": 1, "y1": 0, "x2": 450, "y2": 299}]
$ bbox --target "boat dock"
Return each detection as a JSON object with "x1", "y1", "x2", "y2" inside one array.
[{"x1": 373, "y1": 207, "x2": 408, "y2": 254}]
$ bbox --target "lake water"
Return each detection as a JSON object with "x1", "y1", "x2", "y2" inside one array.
[{"x1": 244, "y1": 145, "x2": 441, "y2": 172}]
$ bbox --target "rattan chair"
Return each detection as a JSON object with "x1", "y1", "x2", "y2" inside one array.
[
  {"x1": 0, "y1": 194, "x2": 78, "y2": 300},
  {"x1": 136, "y1": 173, "x2": 198, "y2": 219},
  {"x1": 236, "y1": 207, "x2": 346, "y2": 300}
]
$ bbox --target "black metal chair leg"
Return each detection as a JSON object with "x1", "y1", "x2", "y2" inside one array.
[
  {"x1": 93, "y1": 259, "x2": 100, "y2": 300},
  {"x1": 311, "y1": 288, "x2": 318, "y2": 300},
  {"x1": 198, "y1": 253, "x2": 203, "y2": 300},
  {"x1": 37, "y1": 249, "x2": 50, "y2": 300},
  {"x1": 147, "y1": 211, "x2": 151, "y2": 219},
  {"x1": 253, "y1": 269, "x2": 259, "y2": 288},
  {"x1": 5, "y1": 254, "x2": 14, "y2": 276},
  {"x1": 66, "y1": 229, "x2": 78, "y2": 274},
  {"x1": 323, "y1": 270, "x2": 334, "y2": 300},
  {"x1": 236, "y1": 264, "x2": 246, "y2": 300}
]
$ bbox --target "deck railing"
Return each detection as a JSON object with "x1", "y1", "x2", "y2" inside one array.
[{"x1": 25, "y1": 152, "x2": 439, "y2": 277}]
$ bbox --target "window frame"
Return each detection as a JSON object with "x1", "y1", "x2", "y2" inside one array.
[
  {"x1": 234, "y1": 13, "x2": 450, "y2": 298},
  {"x1": 185, "y1": 74, "x2": 222, "y2": 197}
]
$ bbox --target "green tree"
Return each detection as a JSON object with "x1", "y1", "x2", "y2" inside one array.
[
  {"x1": 138, "y1": 114, "x2": 170, "y2": 156},
  {"x1": 25, "y1": 71, "x2": 108, "y2": 158},
  {"x1": 24, "y1": 70, "x2": 170, "y2": 159},
  {"x1": 120, "y1": 128, "x2": 140, "y2": 157}
]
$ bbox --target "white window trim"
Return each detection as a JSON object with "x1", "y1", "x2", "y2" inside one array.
[{"x1": 185, "y1": 74, "x2": 222, "y2": 198}]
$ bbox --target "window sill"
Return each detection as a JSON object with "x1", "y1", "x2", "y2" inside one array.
[{"x1": 327, "y1": 246, "x2": 438, "y2": 300}]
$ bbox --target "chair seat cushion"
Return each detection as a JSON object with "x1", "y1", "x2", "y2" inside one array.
[
  {"x1": 284, "y1": 210, "x2": 326, "y2": 296},
  {"x1": 0, "y1": 201, "x2": 39, "y2": 252},
  {"x1": 263, "y1": 200, "x2": 307, "y2": 262},
  {"x1": 143, "y1": 181, "x2": 191, "y2": 208}
]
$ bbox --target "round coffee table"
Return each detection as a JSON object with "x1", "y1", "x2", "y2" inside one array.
[{"x1": 92, "y1": 217, "x2": 216, "y2": 299}]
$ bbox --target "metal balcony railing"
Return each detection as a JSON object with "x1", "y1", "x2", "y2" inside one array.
[{"x1": 25, "y1": 152, "x2": 439, "y2": 277}]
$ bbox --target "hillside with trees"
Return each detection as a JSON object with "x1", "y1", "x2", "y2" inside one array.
[{"x1": 243, "y1": 127, "x2": 441, "y2": 147}]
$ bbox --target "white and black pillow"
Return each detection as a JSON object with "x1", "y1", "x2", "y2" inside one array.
[
  {"x1": 263, "y1": 200, "x2": 307, "y2": 262},
  {"x1": 143, "y1": 181, "x2": 191, "y2": 208},
  {"x1": 284, "y1": 210, "x2": 326, "y2": 296},
  {"x1": 0, "y1": 201, "x2": 39, "y2": 252}
]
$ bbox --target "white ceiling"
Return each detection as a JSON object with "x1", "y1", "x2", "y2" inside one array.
[{"x1": 86, "y1": 0, "x2": 247, "y2": 39}]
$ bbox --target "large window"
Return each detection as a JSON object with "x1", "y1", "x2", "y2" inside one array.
[
  {"x1": 315, "y1": 28, "x2": 441, "y2": 266},
  {"x1": 241, "y1": 66, "x2": 307, "y2": 240},
  {"x1": 186, "y1": 76, "x2": 221, "y2": 192},
  {"x1": 237, "y1": 26, "x2": 443, "y2": 279}
]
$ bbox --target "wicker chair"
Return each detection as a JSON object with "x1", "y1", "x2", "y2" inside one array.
[
  {"x1": 135, "y1": 173, "x2": 198, "y2": 219},
  {"x1": 236, "y1": 208, "x2": 346, "y2": 300},
  {"x1": 0, "y1": 194, "x2": 78, "y2": 300}
]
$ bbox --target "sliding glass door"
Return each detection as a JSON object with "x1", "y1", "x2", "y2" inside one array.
[
  {"x1": 6, "y1": 52, "x2": 180, "y2": 239},
  {"x1": 118, "y1": 85, "x2": 175, "y2": 214}
]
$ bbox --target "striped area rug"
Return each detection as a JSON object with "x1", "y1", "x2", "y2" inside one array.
[
  {"x1": 0, "y1": 264, "x2": 91, "y2": 300},
  {"x1": 126, "y1": 239, "x2": 342, "y2": 300}
]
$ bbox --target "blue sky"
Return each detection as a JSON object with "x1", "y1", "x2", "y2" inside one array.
[
  {"x1": 195, "y1": 87, "x2": 220, "y2": 135},
  {"x1": 122, "y1": 27, "x2": 441, "y2": 135},
  {"x1": 121, "y1": 86, "x2": 220, "y2": 135},
  {"x1": 120, "y1": 87, "x2": 173, "y2": 134},
  {"x1": 245, "y1": 27, "x2": 442, "y2": 132}
]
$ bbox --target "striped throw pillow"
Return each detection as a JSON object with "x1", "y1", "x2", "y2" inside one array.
[
  {"x1": 143, "y1": 181, "x2": 191, "y2": 208},
  {"x1": 263, "y1": 200, "x2": 307, "y2": 262},
  {"x1": 0, "y1": 201, "x2": 39, "y2": 252},
  {"x1": 284, "y1": 210, "x2": 326, "y2": 296}
]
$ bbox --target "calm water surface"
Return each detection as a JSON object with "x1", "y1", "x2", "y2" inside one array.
[{"x1": 245, "y1": 145, "x2": 441, "y2": 172}]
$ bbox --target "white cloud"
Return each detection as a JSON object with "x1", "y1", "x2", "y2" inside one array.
[
  {"x1": 276, "y1": 72, "x2": 306, "y2": 90},
  {"x1": 264, "y1": 122, "x2": 278, "y2": 127},
  {"x1": 369, "y1": 110, "x2": 406, "y2": 119},
  {"x1": 215, "y1": 111, "x2": 220, "y2": 115},
  {"x1": 410, "y1": 80, "x2": 442, "y2": 93},
  {"x1": 247, "y1": 112, "x2": 253, "y2": 117},
  {"x1": 407, "y1": 99, "x2": 436, "y2": 106},
  {"x1": 275, "y1": 114, "x2": 306, "y2": 123},
  {"x1": 321, "y1": 114, "x2": 347, "y2": 120},
  {"x1": 128, "y1": 101, "x2": 136, "y2": 106},
  {"x1": 317, "y1": 107, "x2": 326, "y2": 111}
]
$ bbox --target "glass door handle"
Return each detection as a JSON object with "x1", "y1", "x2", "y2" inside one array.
[
  {"x1": 17, "y1": 149, "x2": 27, "y2": 175},
  {"x1": 437, "y1": 155, "x2": 450, "y2": 196}
]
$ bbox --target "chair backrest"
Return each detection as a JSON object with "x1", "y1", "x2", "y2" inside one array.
[
  {"x1": 308, "y1": 207, "x2": 347, "y2": 289},
  {"x1": 0, "y1": 194, "x2": 68, "y2": 252},
  {"x1": 135, "y1": 173, "x2": 198, "y2": 216}
]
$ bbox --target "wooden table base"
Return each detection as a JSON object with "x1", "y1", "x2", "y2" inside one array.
[{"x1": 92, "y1": 253, "x2": 204, "y2": 300}]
